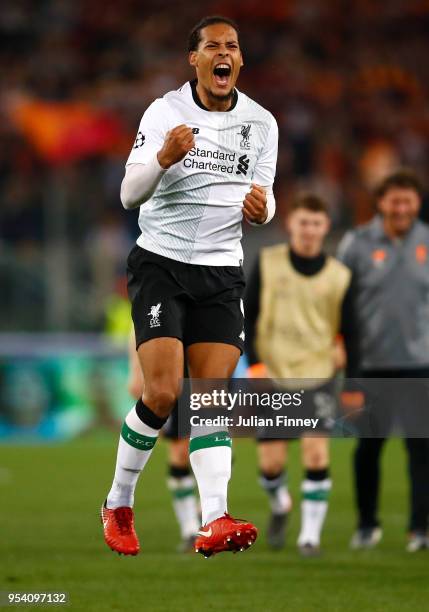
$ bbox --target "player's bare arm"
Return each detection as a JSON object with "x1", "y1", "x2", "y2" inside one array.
[{"x1": 243, "y1": 183, "x2": 268, "y2": 224}]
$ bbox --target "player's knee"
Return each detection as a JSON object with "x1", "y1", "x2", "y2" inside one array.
[
  {"x1": 259, "y1": 450, "x2": 285, "y2": 475},
  {"x1": 262, "y1": 462, "x2": 284, "y2": 477},
  {"x1": 305, "y1": 452, "x2": 327, "y2": 470},
  {"x1": 128, "y1": 381, "x2": 143, "y2": 401},
  {"x1": 144, "y1": 385, "x2": 178, "y2": 418}
]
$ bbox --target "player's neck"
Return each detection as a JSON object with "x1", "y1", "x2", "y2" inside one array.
[
  {"x1": 382, "y1": 218, "x2": 414, "y2": 240},
  {"x1": 290, "y1": 243, "x2": 322, "y2": 259},
  {"x1": 195, "y1": 81, "x2": 235, "y2": 112}
]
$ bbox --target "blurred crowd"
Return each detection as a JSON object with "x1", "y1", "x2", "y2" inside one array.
[{"x1": 1, "y1": 0, "x2": 429, "y2": 331}]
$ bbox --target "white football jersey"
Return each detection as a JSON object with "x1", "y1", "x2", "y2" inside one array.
[{"x1": 126, "y1": 80, "x2": 278, "y2": 265}]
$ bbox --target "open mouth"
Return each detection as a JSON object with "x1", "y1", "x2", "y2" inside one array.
[{"x1": 213, "y1": 63, "x2": 231, "y2": 87}]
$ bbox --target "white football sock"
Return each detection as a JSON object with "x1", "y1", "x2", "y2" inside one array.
[
  {"x1": 260, "y1": 471, "x2": 292, "y2": 515},
  {"x1": 167, "y1": 473, "x2": 200, "y2": 538},
  {"x1": 297, "y1": 478, "x2": 332, "y2": 546},
  {"x1": 106, "y1": 406, "x2": 159, "y2": 509},
  {"x1": 189, "y1": 425, "x2": 231, "y2": 525}
]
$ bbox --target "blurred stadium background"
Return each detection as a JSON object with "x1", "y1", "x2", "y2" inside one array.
[{"x1": 1, "y1": 1, "x2": 429, "y2": 610}]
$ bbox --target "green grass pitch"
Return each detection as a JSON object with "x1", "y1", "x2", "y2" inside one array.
[{"x1": 2, "y1": 435, "x2": 428, "y2": 611}]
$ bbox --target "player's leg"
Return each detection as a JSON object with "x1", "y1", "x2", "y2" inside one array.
[
  {"x1": 103, "y1": 245, "x2": 191, "y2": 554},
  {"x1": 187, "y1": 342, "x2": 238, "y2": 525},
  {"x1": 297, "y1": 436, "x2": 331, "y2": 556},
  {"x1": 165, "y1": 409, "x2": 200, "y2": 552},
  {"x1": 257, "y1": 439, "x2": 291, "y2": 549},
  {"x1": 184, "y1": 263, "x2": 257, "y2": 555},
  {"x1": 187, "y1": 342, "x2": 257, "y2": 556},
  {"x1": 404, "y1": 437, "x2": 429, "y2": 552},
  {"x1": 350, "y1": 437, "x2": 385, "y2": 549},
  {"x1": 127, "y1": 328, "x2": 144, "y2": 399},
  {"x1": 126, "y1": 327, "x2": 199, "y2": 551},
  {"x1": 400, "y1": 377, "x2": 429, "y2": 551},
  {"x1": 107, "y1": 337, "x2": 183, "y2": 508},
  {"x1": 103, "y1": 337, "x2": 183, "y2": 554},
  {"x1": 101, "y1": 330, "x2": 146, "y2": 555}
]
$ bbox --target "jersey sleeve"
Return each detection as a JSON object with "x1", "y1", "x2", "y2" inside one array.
[
  {"x1": 126, "y1": 98, "x2": 169, "y2": 166},
  {"x1": 252, "y1": 115, "x2": 278, "y2": 187}
]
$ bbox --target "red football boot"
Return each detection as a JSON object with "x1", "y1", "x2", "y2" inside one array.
[
  {"x1": 195, "y1": 513, "x2": 258, "y2": 558},
  {"x1": 101, "y1": 502, "x2": 140, "y2": 556}
]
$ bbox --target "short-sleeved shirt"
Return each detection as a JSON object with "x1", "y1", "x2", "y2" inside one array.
[{"x1": 126, "y1": 80, "x2": 278, "y2": 266}]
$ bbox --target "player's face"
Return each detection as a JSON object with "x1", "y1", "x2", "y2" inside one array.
[
  {"x1": 287, "y1": 209, "x2": 330, "y2": 256},
  {"x1": 378, "y1": 187, "x2": 420, "y2": 236},
  {"x1": 189, "y1": 24, "x2": 243, "y2": 102}
]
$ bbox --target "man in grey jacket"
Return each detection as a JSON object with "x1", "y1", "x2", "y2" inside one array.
[{"x1": 338, "y1": 169, "x2": 429, "y2": 552}]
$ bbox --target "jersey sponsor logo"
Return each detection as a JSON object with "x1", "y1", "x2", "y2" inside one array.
[
  {"x1": 133, "y1": 131, "x2": 145, "y2": 149},
  {"x1": 148, "y1": 303, "x2": 162, "y2": 328},
  {"x1": 188, "y1": 147, "x2": 236, "y2": 162},
  {"x1": 184, "y1": 147, "x2": 237, "y2": 174},
  {"x1": 183, "y1": 146, "x2": 252, "y2": 177},
  {"x1": 236, "y1": 154, "x2": 249, "y2": 176},
  {"x1": 238, "y1": 124, "x2": 251, "y2": 149},
  {"x1": 416, "y1": 244, "x2": 427, "y2": 263}
]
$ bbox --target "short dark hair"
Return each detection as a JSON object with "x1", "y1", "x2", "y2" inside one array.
[
  {"x1": 188, "y1": 15, "x2": 239, "y2": 52},
  {"x1": 290, "y1": 193, "x2": 329, "y2": 215},
  {"x1": 374, "y1": 168, "x2": 423, "y2": 200}
]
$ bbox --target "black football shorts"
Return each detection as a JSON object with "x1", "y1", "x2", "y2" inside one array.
[{"x1": 127, "y1": 246, "x2": 245, "y2": 353}]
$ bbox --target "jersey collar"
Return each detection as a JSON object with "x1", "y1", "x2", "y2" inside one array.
[{"x1": 190, "y1": 79, "x2": 238, "y2": 112}]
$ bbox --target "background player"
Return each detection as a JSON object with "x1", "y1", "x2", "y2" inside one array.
[
  {"x1": 245, "y1": 194, "x2": 355, "y2": 556},
  {"x1": 102, "y1": 15, "x2": 278, "y2": 558},
  {"x1": 338, "y1": 169, "x2": 429, "y2": 552}
]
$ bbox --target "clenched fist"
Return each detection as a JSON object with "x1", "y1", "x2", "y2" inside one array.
[
  {"x1": 157, "y1": 125, "x2": 195, "y2": 169},
  {"x1": 243, "y1": 184, "x2": 268, "y2": 224}
]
